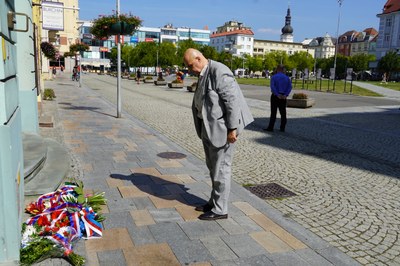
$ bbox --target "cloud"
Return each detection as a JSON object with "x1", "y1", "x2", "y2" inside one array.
[{"x1": 257, "y1": 28, "x2": 281, "y2": 35}]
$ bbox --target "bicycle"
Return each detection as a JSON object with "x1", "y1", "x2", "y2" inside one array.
[{"x1": 72, "y1": 73, "x2": 80, "y2": 82}]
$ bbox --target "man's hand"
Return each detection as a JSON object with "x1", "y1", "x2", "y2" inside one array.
[
  {"x1": 278, "y1": 95, "x2": 287, "y2": 100},
  {"x1": 227, "y1": 129, "x2": 237, "y2": 143}
]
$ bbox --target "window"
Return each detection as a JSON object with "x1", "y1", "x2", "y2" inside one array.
[
  {"x1": 385, "y1": 34, "x2": 390, "y2": 42},
  {"x1": 386, "y1": 18, "x2": 392, "y2": 27}
]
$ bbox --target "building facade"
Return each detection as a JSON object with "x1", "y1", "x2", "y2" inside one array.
[
  {"x1": 79, "y1": 22, "x2": 210, "y2": 69},
  {"x1": 350, "y1": 28, "x2": 378, "y2": 56},
  {"x1": 210, "y1": 21, "x2": 254, "y2": 56},
  {"x1": 253, "y1": 39, "x2": 313, "y2": 58},
  {"x1": 39, "y1": 0, "x2": 80, "y2": 72},
  {"x1": 375, "y1": 0, "x2": 400, "y2": 60},
  {"x1": 306, "y1": 34, "x2": 336, "y2": 59}
]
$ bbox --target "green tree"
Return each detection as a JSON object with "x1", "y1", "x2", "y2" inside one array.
[
  {"x1": 262, "y1": 53, "x2": 278, "y2": 72},
  {"x1": 218, "y1": 51, "x2": 233, "y2": 70},
  {"x1": 121, "y1": 44, "x2": 133, "y2": 68},
  {"x1": 378, "y1": 50, "x2": 400, "y2": 80},
  {"x1": 247, "y1": 56, "x2": 263, "y2": 73},
  {"x1": 199, "y1": 45, "x2": 218, "y2": 61},
  {"x1": 158, "y1": 42, "x2": 178, "y2": 68},
  {"x1": 349, "y1": 53, "x2": 375, "y2": 72},
  {"x1": 176, "y1": 39, "x2": 201, "y2": 67},
  {"x1": 130, "y1": 42, "x2": 157, "y2": 70},
  {"x1": 289, "y1": 51, "x2": 314, "y2": 72}
]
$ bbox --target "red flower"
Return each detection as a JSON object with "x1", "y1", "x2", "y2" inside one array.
[
  {"x1": 26, "y1": 202, "x2": 45, "y2": 215},
  {"x1": 37, "y1": 215, "x2": 51, "y2": 227}
]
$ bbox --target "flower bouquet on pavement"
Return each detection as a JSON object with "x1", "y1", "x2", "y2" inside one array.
[{"x1": 21, "y1": 179, "x2": 107, "y2": 265}]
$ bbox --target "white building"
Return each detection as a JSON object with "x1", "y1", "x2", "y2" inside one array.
[
  {"x1": 375, "y1": 0, "x2": 400, "y2": 61},
  {"x1": 307, "y1": 33, "x2": 336, "y2": 59},
  {"x1": 210, "y1": 21, "x2": 254, "y2": 56}
]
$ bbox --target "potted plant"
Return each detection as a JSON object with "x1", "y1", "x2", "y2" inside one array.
[
  {"x1": 168, "y1": 78, "x2": 184, "y2": 88},
  {"x1": 187, "y1": 81, "x2": 197, "y2": 92},
  {"x1": 287, "y1": 92, "x2": 315, "y2": 108},
  {"x1": 90, "y1": 13, "x2": 142, "y2": 39},
  {"x1": 42, "y1": 88, "x2": 56, "y2": 100},
  {"x1": 154, "y1": 76, "x2": 167, "y2": 86},
  {"x1": 143, "y1": 76, "x2": 153, "y2": 83}
]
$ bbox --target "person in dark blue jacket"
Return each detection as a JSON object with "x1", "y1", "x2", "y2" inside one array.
[{"x1": 265, "y1": 64, "x2": 292, "y2": 132}]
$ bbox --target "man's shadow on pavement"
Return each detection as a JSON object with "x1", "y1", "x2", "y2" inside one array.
[
  {"x1": 58, "y1": 102, "x2": 116, "y2": 118},
  {"x1": 109, "y1": 172, "x2": 207, "y2": 207}
]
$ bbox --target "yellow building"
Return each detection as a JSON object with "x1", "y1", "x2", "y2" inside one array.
[{"x1": 34, "y1": 0, "x2": 80, "y2": 73}]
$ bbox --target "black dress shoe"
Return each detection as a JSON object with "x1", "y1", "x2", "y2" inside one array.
[
  {"x1": 198, "y1": 211, "x2": 228, "y2": 220},
  {"x1": 195, "y1": 203, "x2": 213, "y2": 212},
  {"x1": 263, "y1": 128, "x2": 273, "y2": 132}
]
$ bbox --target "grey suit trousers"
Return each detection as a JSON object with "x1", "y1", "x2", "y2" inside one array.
[{"x1": 201, "y1": 123, "x2": 235, "y2": 215}]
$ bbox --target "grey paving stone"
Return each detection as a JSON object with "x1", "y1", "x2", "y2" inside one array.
[
  {"x1": 210, "y1": 260, "x2": 240, "y2": 266},
  {"x1": 216, "y1": 218, "x2": 247, "y2": 235},
  {"x1": 127, "y1": 224, "x2": 157, "y2": 246},
  {"x1": 237, "y1": 254, "x2": 276, "y2": 266},
  {"x1": 295, "y1": 248, "x2": 335, "y2": 266},
  {"x1": 97, "y1": 249, "x2": 126, "y2": 266},
  {"x1": 106, "y1": 197, "x2": 137, "y2": 213},
  {"x1": 169, "y1": 239, "x2": 214, "y2": 265},
  {"x1": 148, "y1": 222, "x2": 189, "y2": 243},
  {"x1": 179, "y1": 220, "x2": 227, "y2": 240},
  {"x1": 181, "y1": 192, "x2": 208, "y2": 205},
  {"x1": 102, "y1": 211, "x2": 133, "y2": 229},
  {"x1": 232, "y1": 215, "x2": 264, "y2": 233},
  {"x1": 268, "y1": 250, "x2": 317, "y2": 266},
  {"x1": 103, "y1": 187, "x2": 123, "y2": 202},
  {"x1": 132, "y1": 197, "x2": 156, "y2": 210},
  {"x1": 112, "y1": 161, "x2": 141, "y2": 170},
  {"x1": 149, "y1": 208, "x2": 184, "y2": 223},
  {"x1": 201, "y1": 236, "x2": 238, "y2": 260},
  {"x1": 221, "y1": 234, "x2": 267, "y2": 258}
]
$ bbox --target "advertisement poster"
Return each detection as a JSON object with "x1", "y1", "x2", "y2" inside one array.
[{"x1": 42, "y1": 1, "x2": 64, "y2": 31}]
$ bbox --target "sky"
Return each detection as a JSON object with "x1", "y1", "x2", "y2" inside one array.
[{"x1": 79, "y1": 0, "x2": 387, "y2": 42}]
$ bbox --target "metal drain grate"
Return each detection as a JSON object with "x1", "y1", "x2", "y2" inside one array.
[
  {"x1": 157, "y1": 152, "x2": 187, "y2": 159},
  {"x1": 246, "y1": 182, "x2": 296, "y2": 199}
]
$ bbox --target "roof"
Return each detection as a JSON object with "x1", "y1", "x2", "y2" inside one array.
[
  {"x1": 363, "y1": 28, "x2": 378, "y2": 35},
  {"x1": 382, "y1": 0, "x2": 400, "y2": 14},
  {"x1": 210, "y1": 29, "x2": 254, "y2": 38}
]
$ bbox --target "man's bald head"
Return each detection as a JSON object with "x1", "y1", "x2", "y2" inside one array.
[{"x1": 183, "y1": 48, "x2": 208, "y2": 75}]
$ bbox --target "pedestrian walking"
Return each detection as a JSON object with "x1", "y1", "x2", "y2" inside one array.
[
  {"x1": 264, "y1": 64, "x2": 292, "y2": 132},
  {"x1": 183, "y1": 48, "x2": 254, "y2": 221},
  {"x1": 136, "y1": 69, "x2": 141, "y2": 84}
]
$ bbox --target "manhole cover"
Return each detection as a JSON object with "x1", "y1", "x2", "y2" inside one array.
[
  {"x1": 246, "y1": 183, "x2": 296, "y2": 199},
  {"x1": 157, "y1": 152, "x2": 186, "y2": 159}
]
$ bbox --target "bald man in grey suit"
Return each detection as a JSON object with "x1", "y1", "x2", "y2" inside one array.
[{"x1": 183, "y1": 48, "x2": 254, "y2": 220}]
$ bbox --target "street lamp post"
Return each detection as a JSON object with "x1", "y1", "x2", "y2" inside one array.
[
  {"x1": 116, "y1": 0, "x2": 122, "y2": 118},
  {"x1": 333, "y1": 0, "x2": 343, "y2": 91}
]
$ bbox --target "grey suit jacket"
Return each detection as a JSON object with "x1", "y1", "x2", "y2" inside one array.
[{"x1": 192, "y1": 60, "x2": 254, "y2": 148}]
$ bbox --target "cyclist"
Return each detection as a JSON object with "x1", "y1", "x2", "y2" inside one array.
[{"x1": 72, "y1": 66, "x2": 79, "y2": 81}]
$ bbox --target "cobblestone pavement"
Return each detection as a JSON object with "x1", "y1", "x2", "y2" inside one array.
[{"x1": 79, "y1": 73, "x2": 400, "y2": 265}]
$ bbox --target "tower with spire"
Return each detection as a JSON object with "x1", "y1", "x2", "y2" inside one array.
[{"x1": 280, "y1": 4, "x2": 294, "y2": 43}]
